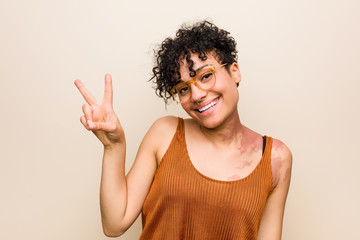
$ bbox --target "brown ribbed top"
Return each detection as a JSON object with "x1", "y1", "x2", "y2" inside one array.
[{"x1": 140, "y1": 118, "x2": 273, "y2": 240}]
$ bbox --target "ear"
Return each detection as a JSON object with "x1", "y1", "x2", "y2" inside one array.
[{"x1": 229, "y1": 62, "x2": 241, "y2": 84}]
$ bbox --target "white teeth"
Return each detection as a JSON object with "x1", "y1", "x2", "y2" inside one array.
[{"x1": 198, "y1": 100, "x2": 218, "y2": 113}]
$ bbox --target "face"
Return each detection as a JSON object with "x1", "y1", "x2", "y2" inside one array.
[{"x1": 178, "y1": 53, "x2": 241, "y2": 129}]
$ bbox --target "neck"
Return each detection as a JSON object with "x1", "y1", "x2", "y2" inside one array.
[{"x1": 200, "y1": 109, "x2": 244, "y2": 148}]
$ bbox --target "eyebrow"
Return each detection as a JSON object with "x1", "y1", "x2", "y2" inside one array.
[
  {"x1": 178, "y1": 64, "x2": 211, "y2": 82},
  {"x1": 195, "y1": 64, "x2": 210, "y2": 72}
]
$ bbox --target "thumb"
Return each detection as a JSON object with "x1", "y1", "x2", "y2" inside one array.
[{"x1": 87, "y1": 120, "x2": 116, "y2": 132}]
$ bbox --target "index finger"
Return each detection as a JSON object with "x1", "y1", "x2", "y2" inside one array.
[{"x1": 74, "y1": 79, "x2": 97, "y2": 106}]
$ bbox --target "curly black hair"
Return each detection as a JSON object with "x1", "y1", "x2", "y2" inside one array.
[{"x1": 150, "y1": 20, "x2": 238, "y2": 103}]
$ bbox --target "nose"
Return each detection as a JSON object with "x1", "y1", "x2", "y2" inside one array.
[{"x1": 189, "y1": 83, "x2": 207, "y2": 102}]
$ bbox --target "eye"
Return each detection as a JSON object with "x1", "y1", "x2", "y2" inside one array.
[
  {"x1": 177, "y1": 85, "x2": 189, "y2": 96},
  {"x1": 198, "y1": 70, "x2": 214, "y2": 82}
]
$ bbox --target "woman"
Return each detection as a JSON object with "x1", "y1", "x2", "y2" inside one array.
[{"x1": 75, "y1": 21, "x2": 292, "y2": 239}]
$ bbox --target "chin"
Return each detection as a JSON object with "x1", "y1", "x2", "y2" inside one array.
[{"x1": 195, "y1": 115, "x2": 223, "y2": 130}]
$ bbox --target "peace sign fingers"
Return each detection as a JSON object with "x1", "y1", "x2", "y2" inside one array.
[
  {"x1": 75, "y1": 74, "x2": 124, "y2": 146},
  {"x1": 74, "y1": 79, "x2": 97, "y2": 106}
]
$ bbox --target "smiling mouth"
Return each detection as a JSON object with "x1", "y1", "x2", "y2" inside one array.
[{"x1": 196, "y1": 98, "x2": 219, "y2": 113}]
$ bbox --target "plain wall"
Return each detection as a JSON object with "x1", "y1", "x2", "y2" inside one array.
[{"x1": 1, "y1": 0, "x2": 359, "y2": 239}]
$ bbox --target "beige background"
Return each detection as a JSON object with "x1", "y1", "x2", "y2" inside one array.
[{"x1": 1, "y1": 0, "x2": 359, "y2": 239}]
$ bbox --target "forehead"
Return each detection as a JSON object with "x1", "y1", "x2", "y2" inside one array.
[{"x1": 179, "y1": 52, "x2": 220, "y2": 71}]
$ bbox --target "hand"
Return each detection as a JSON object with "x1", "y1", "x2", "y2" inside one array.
[{"x1": 74, "y1": 74, "x2": 124, "y2": 147}]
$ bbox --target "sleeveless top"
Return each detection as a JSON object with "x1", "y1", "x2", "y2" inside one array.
[{"x1": 140, "y1": 118, "x2": 274, "y2": 240}]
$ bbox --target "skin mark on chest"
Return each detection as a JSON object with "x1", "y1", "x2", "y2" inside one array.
[
  {"x1": 237, "y1": 144, "x2": 261, "y2": 155},
  {"x1": 230, "y1": 151, "x2": 260, "y2": 180},
  {"x1": 235, "y1": 158, "x2": 253, "y2": 169},
  {"x1": 230, "y1": 142, "x2": 262, "y2": 180},
  {"x1": 199, "y1": 121, "x2": 264, "y2": 181},
  {"x1": 235, "y1": 136, "x2": 262, "y2": 166},
  {"x1": 228, "y1": 174, "x2": 243, "y2": 181}
]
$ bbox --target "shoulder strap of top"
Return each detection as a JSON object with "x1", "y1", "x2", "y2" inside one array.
[
  {"x1": 173, "y1": 117, "x2": 185, "y2": 143},
  {"x1": 177, "y1": 117, "x2": 184, "y2": 133},
  {"x1": 264, "y1": 136, "x2": 273, "y2": 157},
  {"x1": 262, "y1": 135, "x2": 274, "y2": 186},
  {"x1": 155, "y1": 117, "x2": 185, "y2": 171},
  {"x1": 262, "y1": 136, "x2": 266, "y2": 155}
]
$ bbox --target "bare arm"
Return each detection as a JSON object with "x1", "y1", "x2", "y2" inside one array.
[
  {"x1": 74, "y1": 74, "x2": 166, "y2": 236},
  {"x1": 257, "y1": 140, "x2": 293, "y2": 240}
]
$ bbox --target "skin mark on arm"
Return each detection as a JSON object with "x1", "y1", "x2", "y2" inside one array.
[
  {"x1": 282, "y1": 167, "x2": 292, "y2": 182},
  {"x1": 271, "y1": 139, "x2": 292, "y2": 187},
  {"x1": 271, "y1": 140, "x2": 285, "y2": 187},
  {"x1": 271, "y1": 155, "x2": 283, "y2": 186}
]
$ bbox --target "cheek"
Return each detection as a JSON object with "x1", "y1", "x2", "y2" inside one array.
[
  {"x1": 180, "y1": 102, "x2": 192, "y2": 113},
  {"x1": 232, "y1": 88, "x2": 239, "y2": 102},
  {"x1": 215, "y1": 82, "x2": 239, "y2": 102}
]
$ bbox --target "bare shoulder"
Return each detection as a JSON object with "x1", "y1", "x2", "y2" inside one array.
[
  {"x1": 270, "y1": 138, "x2": 293, "y2": 188},
  {"x1": 271, "y1": 138, "x2": 292, "y2": 162},
  {"x1": 147, "y1": 115, "x2": 179, "y2": 139},
  {"x1": 145, "y1": 116, "x2": 179, "y2": 164},
  {"x1": 151, "y1": 115, "x2": 179, "y2": 129}
]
